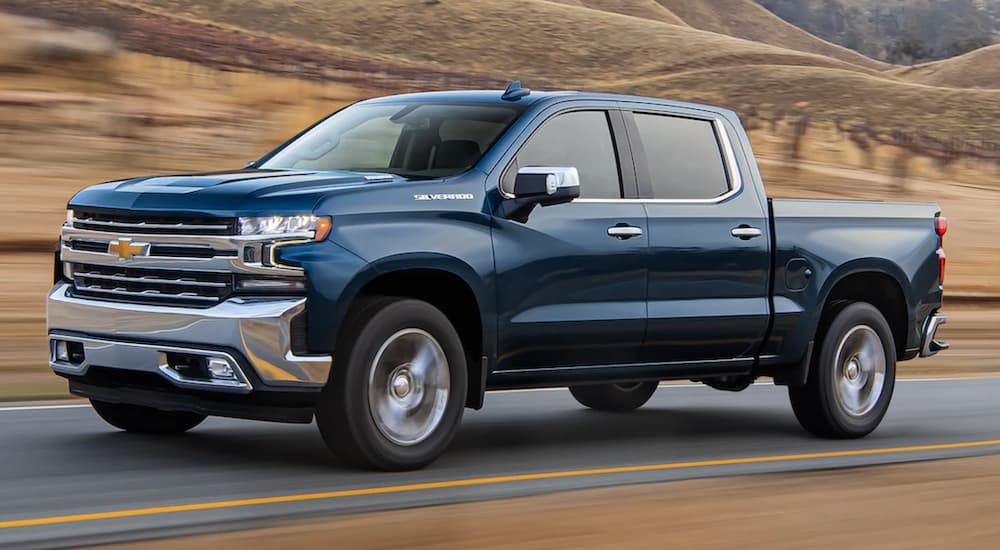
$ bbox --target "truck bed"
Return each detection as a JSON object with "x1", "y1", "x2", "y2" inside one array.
[{"x1": 764, "y1": 198, "x2": 944, "y2": 368}]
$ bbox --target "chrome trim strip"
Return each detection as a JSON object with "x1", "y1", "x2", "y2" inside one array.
[
  {"x1": 63, "y1": 225, "x2": 313, "y2": 245},
  {"x1": 74, "y1": 217, "x2": 230, "y2": 231},
  {"x1": 73, "y1": 284, "x2": 221, "y2": 302},
  {"x1": 72, "y1": 270, "x2": 229, "y2": 288},
  {"x1": 49, "y1": 334, "x2": 253, "y2": 393},
  {"x1": 48, "y1": 283, "x2": 332, "y2": 387},
  {"x1": 920, "y1": 313, "x2": 948, "y2": 358}
]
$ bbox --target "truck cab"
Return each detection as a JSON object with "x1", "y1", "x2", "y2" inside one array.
[{"x1": 48, "y1": 84, "x2": 948, "y2": 470}]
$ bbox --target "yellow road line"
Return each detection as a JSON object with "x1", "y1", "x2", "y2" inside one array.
[{"x1": 3, "y1": 439, "x2": 1000, "y2": 530}]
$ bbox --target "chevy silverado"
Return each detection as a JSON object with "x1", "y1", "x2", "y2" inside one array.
[{"x1": 48, "y1": 82, "x2": 949, "y2": 470}]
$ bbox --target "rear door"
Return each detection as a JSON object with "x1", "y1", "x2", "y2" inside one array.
[
  {"x1": 623, "y1": 107, "x2": 771, "y2": 363},
  {"x1": 492, "y1": 108, "x2": 648, "y2": 371}
]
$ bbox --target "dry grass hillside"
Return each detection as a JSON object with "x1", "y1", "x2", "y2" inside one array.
[
  {"x1": 34, "y1": 0, "x2": 1000, "y2": 145},
  {"x1": 890, "y1": 44, "x2": 1000, "y2": 88},
  {"x1": 115, "y1": 0, "x2": 874, "y2": 82},
  {"x1": 552, "y1": 0, "x2": 889, "y2": 70},
  {"x1": 654, "y1": 0, "x2": 890, "y2": 70},
  {"x1": 621, "y1": 64, "x2": 1000, "y2": 140},
  {"x1": 549, "y1": 0, "x2": 688, "y2": 25},
  {"x1": 92, "y1": 0, "x2": 1000, "y2": 148}
]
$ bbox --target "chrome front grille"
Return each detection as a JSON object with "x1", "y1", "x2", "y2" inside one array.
[
  {"x1": 70, "y1": 263, "x2": 233, "y2": 307},
  {"x1": 60, "y1": 211, "x2": 308, "y2": 309},
  {"x1": 72, "y1": 208, "x2": 237, "y2": 236}
]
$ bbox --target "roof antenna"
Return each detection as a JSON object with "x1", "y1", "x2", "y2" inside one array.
[{"x1": 501, "y1": 80, "x2": 531, "y2": 101}]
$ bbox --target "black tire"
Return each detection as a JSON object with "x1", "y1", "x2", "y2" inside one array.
[
  {"x1": 316, "y1": 297, "x2": 467, "y2": 471},
  {"x1": 569, "y1": 381, "x2": 658, "y2": 411},
  {"x1": 90, "y1": 400, "x2": 206, "y2": 434},
  {"x1": 789, "y1": 302, "x2": 896, "y2": 438}
]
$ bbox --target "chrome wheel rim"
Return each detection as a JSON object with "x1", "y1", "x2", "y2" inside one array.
[
  {"x1": 368, "y1": 328, "x2": 450, "y2": 446},
  {"x1": 832, "y1": 325, "x2": 886, "y2": 417}
]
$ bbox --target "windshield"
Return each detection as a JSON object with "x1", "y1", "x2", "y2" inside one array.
[{"x1": 259, "y1": 102, "x2": 526, "y2": 179}]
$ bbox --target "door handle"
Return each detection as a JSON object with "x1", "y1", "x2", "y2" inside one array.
[
  {"x1": 731, "y1": 226, "x2": 762, "y2": 240},
  {"x1": 608, "y1": 225, "x2": 643, "y2": 239}
]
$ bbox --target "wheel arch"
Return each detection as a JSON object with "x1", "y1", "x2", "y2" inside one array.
[
  {"x1": 816, "y1": 260, "x2": 912, "y2": 360},
  {"x1": 334, "y1": 253, "x2": 494, "y2": 409}
]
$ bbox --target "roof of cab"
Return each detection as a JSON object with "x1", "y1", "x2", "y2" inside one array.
[{"x1": 360, "y1": 89, "x2": 736, "y2": 119}]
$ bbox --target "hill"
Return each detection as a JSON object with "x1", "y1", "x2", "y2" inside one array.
[
  {"x1": 889, "y1": 44, "x2": 1000, "y2": 89},
  {"x1": 10, "y1": 0, "x2": 1000, "y2": 145},
  {"x1": 655, "y1": 0, "x2": 889, "y2": 70},
  {"x1": 612, "y1": 64, "x2": 1000, "y2": 144},
  {"x1": 8, "y1": 0, "x2": 1000, "y2": 145},
  {"x1": 549, "y1": 0, "x2": 688, "y2": 26},
  {"x1": 106, "y1": 0, "x2": 877, "y2": 85},
  {"x1": 757, "y1": 0, "x2": 1000, "y2": 64}
]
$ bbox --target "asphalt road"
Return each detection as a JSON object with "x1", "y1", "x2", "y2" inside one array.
[{"x1": 2, "y1": 378, "x2": 999, "y2": 549}]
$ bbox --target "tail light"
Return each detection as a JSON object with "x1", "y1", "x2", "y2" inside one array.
[
  {"x1": 935, "y1": 215, "x2": 947, "y2": 240},
  {"x1": 935, "y1": 214, "x2": 946, "y2": 287}
]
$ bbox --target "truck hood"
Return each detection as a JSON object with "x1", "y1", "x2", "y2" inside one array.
[{"x1": 68, "y1": 169, "x2": 403, "y2": 214}]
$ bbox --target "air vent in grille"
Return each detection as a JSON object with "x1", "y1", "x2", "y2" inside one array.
[
  {"x1": 72, "y1": 208, "x2": 237, "y2": 235},
  {"x1": 70, "y1": 263, "x2": 233, "y2": 307}
]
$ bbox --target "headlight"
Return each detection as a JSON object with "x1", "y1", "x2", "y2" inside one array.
[
  {"x1": 65, "y1": 209, "x2": 74, "y2": 227},
  {"x1": 238, "y1": 215, "x2": 332, "y2": 240}
]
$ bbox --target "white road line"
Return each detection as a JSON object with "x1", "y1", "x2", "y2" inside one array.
[
  {"x1": 1, "y1": 377, "x2": 994, "y2": 412},
  {"x1": 0, "y1": 404, "x2": 90, "y2": 412}
]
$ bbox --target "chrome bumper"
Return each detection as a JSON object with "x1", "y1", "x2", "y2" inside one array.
[
  {"x1": 920, "y1": 312, "x2": 949, "y2": 358},
  {"x1": 47, "y1": 283, "x2": 331, "y2": 392}
]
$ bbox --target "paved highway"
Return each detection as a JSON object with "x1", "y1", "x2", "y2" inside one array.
[{"x1": 2, "y1": 378, "x2": 999, "y2": 549}]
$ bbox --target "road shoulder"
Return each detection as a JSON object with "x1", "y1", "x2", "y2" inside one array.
[{"x1": 93, "y1": 454, "x2": 1000, "y2": 550}]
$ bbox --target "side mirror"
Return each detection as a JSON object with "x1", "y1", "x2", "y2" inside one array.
[{"x1": 502, "y1": 166, "x2": 581, "y2": 222}]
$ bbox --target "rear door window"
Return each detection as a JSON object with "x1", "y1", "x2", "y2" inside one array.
[{"x1": 633, "y1": 113, "x2": 731, "y2": 200}]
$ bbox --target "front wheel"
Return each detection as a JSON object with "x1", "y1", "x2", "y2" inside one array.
[
  {"x1": 569, "y1": 381, "x2": 658, "y2": 411},
  {"x1": 90, "y1": 400, "x2": 206, "y2": 434},
  {"x1": 789, "y1": 302, "x2": 896, "y2": 438},
  {"x1": 316, "y1": 297, "x2": 467, "y2": 471}
]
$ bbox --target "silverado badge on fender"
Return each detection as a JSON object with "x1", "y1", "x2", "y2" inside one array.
[{"x1": 414, "y1": 193, "x2": 475, "y2": 201}]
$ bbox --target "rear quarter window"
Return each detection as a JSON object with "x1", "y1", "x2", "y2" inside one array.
[{"x1": 633, "y1": 113, "x2": 731, "y2": 200}]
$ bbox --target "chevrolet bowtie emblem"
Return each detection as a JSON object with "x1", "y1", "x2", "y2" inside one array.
[{"x1": 107, "y1": 238, "x2": 149, "y2": 260}]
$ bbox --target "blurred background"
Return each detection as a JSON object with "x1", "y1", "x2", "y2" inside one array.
[{"x1": 0, "y1": 0, "x2": 998, "y2": 401}]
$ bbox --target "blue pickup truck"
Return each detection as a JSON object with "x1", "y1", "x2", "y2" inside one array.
[{"x1": 48, "y1": 83, "x2": 948, "y2": 470}]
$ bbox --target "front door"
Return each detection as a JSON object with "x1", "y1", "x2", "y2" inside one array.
[{"x1": 493, "y1": 109, "x2": 648, "y2": 371}]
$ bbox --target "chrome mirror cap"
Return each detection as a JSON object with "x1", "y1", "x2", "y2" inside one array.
[{"x1": 516, "y1": 166, "x2": 581, "y2": 195}]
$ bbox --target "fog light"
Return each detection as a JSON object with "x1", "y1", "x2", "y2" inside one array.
[
  {"x1": 55, "y1": 340, "x2": 69, "y2": 362},
  {"x1": 53, "y1": 340, "x2": 85, "y2": 365},
  {"x1": 206, "y1": 358, "x2": 238, "y2": 381},
  {"x1": 235, "y1": 276, "x2": 306, "y2": 292}
]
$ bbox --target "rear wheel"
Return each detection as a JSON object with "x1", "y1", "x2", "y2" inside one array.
[
  {"x1": 90, "y1": 400, "x2": 206, "y2": 434},
  {"x1": 569, "y1": 381, "x2": 658, "y2": 411},
  {"x1": 316, "y1": 297, "x2": 467, "y2": 471},
  {"x1": 789, "y1": 301, "x2": 896, "y2": 438}
]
